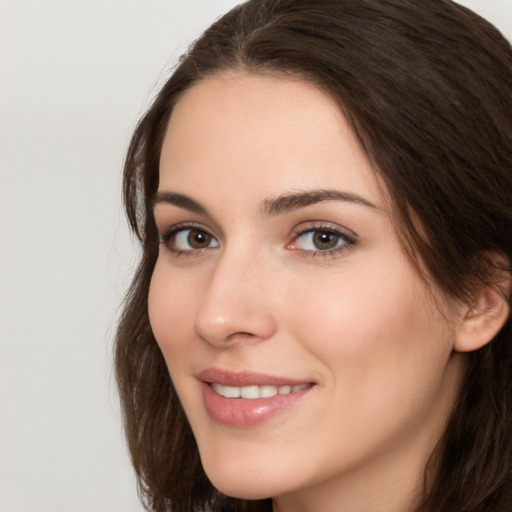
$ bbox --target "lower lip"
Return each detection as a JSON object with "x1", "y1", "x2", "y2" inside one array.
[{"x1": 201, "y1": 382, "x2": 313, "y2": 427}]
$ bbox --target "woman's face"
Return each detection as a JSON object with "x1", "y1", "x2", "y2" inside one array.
[{"x1": 149, "y1": 73, "x2": 465, "y2": 508}]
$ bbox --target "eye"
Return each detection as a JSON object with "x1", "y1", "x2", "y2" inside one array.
[
  {"x1": 160, "y1": 225, "x2": 219, "y2": 254},
  {"x1": 297, "y1": 230, "x2": 343, "y2": 251},
  {"x1": 174, "y1": 228, "x2": 218, "y2": 250},
  {"x1": 288, "y1": 225, "x2": 355, "y2": 257}
]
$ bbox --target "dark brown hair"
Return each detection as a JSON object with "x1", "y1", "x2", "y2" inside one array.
[{"x1": 115, "y1": 1, "x2": 512, "y2": 510}]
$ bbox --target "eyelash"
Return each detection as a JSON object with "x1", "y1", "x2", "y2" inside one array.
[{"x1": 158, "y1": 222, "x2": 356, "y2": 259}]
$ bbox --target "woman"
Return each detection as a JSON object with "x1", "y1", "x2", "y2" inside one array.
[{"x1": 115, "y1": 1, "x2": 512, "y2": 511}]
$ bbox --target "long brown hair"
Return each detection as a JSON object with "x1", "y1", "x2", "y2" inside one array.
[{"x1": 115, "y1": 1, "x2": 512, "y2": 510}]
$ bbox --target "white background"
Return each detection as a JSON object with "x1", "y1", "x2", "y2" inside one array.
[{"x1": 1, "y1": 1, "x2": 511, "y2": 511}]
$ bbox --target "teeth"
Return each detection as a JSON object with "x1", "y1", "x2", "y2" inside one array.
[
  {"x1": 223, "y1": 385, "x2": 240, "y2": 398},
  {"x1": 240, "y1": 386, "x2": 260, "y2": 399},
  {"x1": 211, "y1": 383, "x2": 310, "y2": 399},
  {"x1": 260, "y1": 385, "x2": 278, "y2": 398}
]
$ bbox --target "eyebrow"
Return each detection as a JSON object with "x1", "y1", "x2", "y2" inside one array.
[
  {"x1": 152, "y1": 189, "x2": 378, "y2": 216},
  {"x1": 152, "y1": 192, "x2": 209, "y2": 215},
  {"x1": 262, "y1": 189, "x2": 378, "y2": 216}
]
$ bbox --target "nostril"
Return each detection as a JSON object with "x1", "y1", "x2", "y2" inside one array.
[{"x1": 229, "y1": 331, "x2": 255, "y2": 339}]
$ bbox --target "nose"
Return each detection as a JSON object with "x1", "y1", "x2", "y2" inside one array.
[{"x1": 194, "y1": 250, "x2": 278, "y2": 348}]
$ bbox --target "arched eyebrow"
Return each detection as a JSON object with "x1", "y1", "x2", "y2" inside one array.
[
  {"x1": 152, "y1": 189, "x2": 378, "y2": 216},
  {"x1": 262, "y1": 189, "x2": 378, "y2": 216},
  {"x1": 152, "y1": 192, "x2": 209, "y2": 215}
]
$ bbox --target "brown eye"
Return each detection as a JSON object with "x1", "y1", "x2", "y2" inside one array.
[
  {"x1": 312, "y1": 230, "x2": 340, "y2": 250},
  {"x1": 187, "y1": 229, "x2": 213, "y2": 249},
  {"x1": 170, "y1": 227, "x2": 219, "y2": 252},
  {"x1": 291, "y1": 227, "x2": 354, "y2": 255}
]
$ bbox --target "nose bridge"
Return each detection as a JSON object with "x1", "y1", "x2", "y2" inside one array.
[{"x1": 194, "y1": 243, "x2": 277, "y2": 346}]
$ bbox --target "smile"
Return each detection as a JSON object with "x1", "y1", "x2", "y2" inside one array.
[
  {"x1": 211, "y1": 383, "x2": 311, "y2": 399},
  {"x1": 197, "y1": 369, "x2": 315, "y2": 426}
]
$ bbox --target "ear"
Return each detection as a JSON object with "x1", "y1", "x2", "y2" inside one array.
[{"x1": 454, "y1": 284, "x2": 510, "y2": 353}]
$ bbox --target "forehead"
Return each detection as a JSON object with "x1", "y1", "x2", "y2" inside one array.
[{"x1": 159, "y1": 72, "x2": 384, "y2": 207}]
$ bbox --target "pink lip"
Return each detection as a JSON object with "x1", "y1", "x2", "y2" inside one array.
[
  {"x1": 197, "y1": 367, "x2": 310, "y2": 387},
  {"x1": 197, "y1": 368, "x2": 315, "y2": 427}
]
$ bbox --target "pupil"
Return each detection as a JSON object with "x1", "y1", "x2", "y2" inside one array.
[
  {"x1": 188, "y1": 229, "x2": 210, "y2": 248},
  {"x1": 313, "y1": 231, "x2": 338, "y2": 250}
]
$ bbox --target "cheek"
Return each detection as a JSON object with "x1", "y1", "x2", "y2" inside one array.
[
  {"x1": 147, "y1": 261, "x2": 198, "y2": 360},
  {"x1": 280, "y1": 268, "x2": 458, "y2": 466},
  {"x1": 284, "y1": 265, "x2": 419, "y2": 351},
  {"x1": 284, "y1": 263, "x2": 454, "y2": 398}
]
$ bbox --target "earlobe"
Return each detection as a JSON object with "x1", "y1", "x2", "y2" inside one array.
[{"x1": 454, "y1": 285, "x2": 510, "y2": 353}]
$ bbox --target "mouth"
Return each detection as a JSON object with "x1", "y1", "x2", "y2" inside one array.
[{"x1": 197, "y1": 368, "x2": 316, "y2": 427}]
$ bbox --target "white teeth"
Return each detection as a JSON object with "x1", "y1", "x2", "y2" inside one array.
[
  {"x1": 211, "y1": 383, "x2": 310, "y2": 399},
  {"x1": 259, "y1": 385, "x2": 278, "y2": 398},
  {"x1": 223, "y1": 385, "x2": 241, "y2": 398},
  {"x1": 212, "y1": 383, "x2": 225, "y2": 396},
  {"x1": 240, "y1": 386, "x2": 260, "y2": 399}
]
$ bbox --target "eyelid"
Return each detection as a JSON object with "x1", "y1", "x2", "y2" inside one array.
[
  {"x1": 158, "y1": 221, "x2": 208, "y2": 241},
  {"x1": 291, "y1": 220, "x2": 357, "y2": 238}
]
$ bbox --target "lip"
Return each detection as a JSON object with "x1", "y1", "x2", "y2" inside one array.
[
  {"x1": 197, "y1": 368, "x2": 315, "y2": 427},
  {"x1": 197, "y1": 367, "x2": 312, "y2": 387}
]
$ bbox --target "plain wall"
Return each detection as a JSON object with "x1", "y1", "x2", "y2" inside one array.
[{"x1": 1, "y1": 1, "x2": 511, "y2": 511}]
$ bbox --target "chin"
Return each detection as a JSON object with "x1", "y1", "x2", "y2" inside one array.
[
  {"x1": 200, "y1": 455, "x2": 289, "y2": 500},
  {"x1": 208, "y1": 474, "x2": 274, "y2": 500}
]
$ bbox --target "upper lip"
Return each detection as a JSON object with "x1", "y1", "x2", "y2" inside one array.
[{"x1": 197, "y1": 367, "x2": 313, "y2": 387}]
